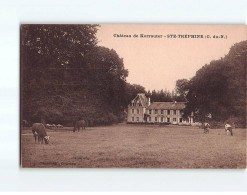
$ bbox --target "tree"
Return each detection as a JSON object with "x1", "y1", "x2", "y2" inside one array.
[
  {"x1": 84, "y1": 46, "x2": 129, "y2": 114},
  {"x1": 183, "y1": 41, "x2": 247, "y2": 127},
  {"x1": 175, "y1": 79, "x2": 189, "y2": 101},
  {"x1": 21, "y1": 25, "x2": 133, "y2": 126}
]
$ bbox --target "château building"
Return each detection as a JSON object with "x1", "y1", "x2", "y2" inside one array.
[{"x1": 127, "y1": 93, "x2": 194, "y2": 124}]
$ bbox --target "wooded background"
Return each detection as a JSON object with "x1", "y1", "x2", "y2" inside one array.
[{"x1": 21, "y1": 25, "x2": 246, "y2": 127}]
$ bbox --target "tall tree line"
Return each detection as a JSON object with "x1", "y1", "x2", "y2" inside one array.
[
  {"x1": 21, "y1": 25, "x2": 134, "y2": 126},
  {"x1": 180, "y1": 41, "x2": 247, "y2": 127},
  {"x1": 145, "y1": 89, "x2": 185, "y2": 102}
]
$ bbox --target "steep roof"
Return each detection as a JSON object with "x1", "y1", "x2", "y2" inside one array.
[
  {"x1": 147, "y1": 102, "x2": 186, "y2": 110},
  {"x1": 131, "y1": 93, "x2": 149, "y2": 107}
]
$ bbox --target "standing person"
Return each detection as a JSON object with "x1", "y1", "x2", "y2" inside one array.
[
  {"x1": 203, "y1": 122, "x2": 210, "y2": 134},
  {"x1": 225, "y1": 122, "x2": 233, "y2": 136}
]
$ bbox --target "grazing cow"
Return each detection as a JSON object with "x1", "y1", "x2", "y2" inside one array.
[
  {"x1": 203, "y1": 122, "x2": 210, "y2": 134},
  {"x1": 32, "y1": 123, "x2": 50, "y2": 144},
  {"x1": 225, "y1": 123, "x2": 233, "y2": 136},
  {"x1": 73, "y1": 120, "x2": 86, "y2": 132}
]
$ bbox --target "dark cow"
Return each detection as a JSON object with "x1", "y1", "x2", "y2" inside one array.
[
  {"x1": 73, "y1": 120, "x2": 86, "y2": 132},
  {"x1": 203, "y1": 122, "x2": 210, "y2": 134},
  {"x1": 225, "y1": 123, "x2": 233, "y2": 136},
  {"x1": 32, "y1": 123, "x2": 50, "y2": 144}
]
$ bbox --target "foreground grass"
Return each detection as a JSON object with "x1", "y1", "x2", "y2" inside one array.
[{"x1": 21, "y1": 124, "x2": 246, "y2": 168}]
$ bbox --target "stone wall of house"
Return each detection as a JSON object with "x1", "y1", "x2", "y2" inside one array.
[{"x1": 127, "y1": 106, "x2": 146, "y2": 123}]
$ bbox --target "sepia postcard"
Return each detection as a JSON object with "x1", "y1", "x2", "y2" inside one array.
[{"x1": 20, "y1": 24, "x2": 247, "y2": 168}]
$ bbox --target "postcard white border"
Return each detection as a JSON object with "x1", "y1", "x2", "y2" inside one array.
[{"x1": 0, "y1": 0, "x2": 246, "y2": 192}]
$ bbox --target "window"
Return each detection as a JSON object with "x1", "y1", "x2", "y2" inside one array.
[
  {"x1": 132, "y1": 109, "x2": 134, "y2": 114},
  {"x1": 137, "y1": 117, "x2": 139, "y2": 122},
  {"x1": 180, "y1": 118, "x2": 182, "y2": 123},
  {"x1": 137, "y1": 109, "x2": 139, "y2": 114},
  {"x1": 155, "y1": 109, "x2": 158, "y2": 114},
  {"x1": 161, "y1": 109, "x2": 164, "y2": 114},
  {"x1": 167, "y1": 117, "x2": 170, "y2": 122},
  {"x1": 155, "y1": 117, "x2": 157, "y2": 122},
  {"x1": 167, "y1": 110, "x2": 170, "y2": 115},
  {"x1": 173, "y1": 118, "x2": 176, "y2": 122},
  {"x1": 149, "y1": 117, "x2": 151, "y2": 122},
  {"x1": 161, "y1": 117, "x2": 164, "y2": 122},
  {"x1": 149, "y1": 110, "x2": 152, "y2": 114},
  {"x1": 174, "y1": 110, "x2": 176, "y2": 115},
  {"x1": 132, "y1": 117, "x2": 134, "y2": 121}
]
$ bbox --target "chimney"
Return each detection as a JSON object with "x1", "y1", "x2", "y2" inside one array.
[{"x1": 148, "y1": 98, "x2": 151, "y2": 106}]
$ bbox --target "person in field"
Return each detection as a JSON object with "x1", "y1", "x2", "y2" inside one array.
[
  {"x1": 225, "y1": 123, "x2": 233, "y2": 136},
  {"x1": 203, "y1": 122, "x2": 210, "y2": 134}
]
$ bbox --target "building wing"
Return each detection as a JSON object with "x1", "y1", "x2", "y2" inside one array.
[{"x1": 147, "y1": 102, "x2": 186, "y2": 110}]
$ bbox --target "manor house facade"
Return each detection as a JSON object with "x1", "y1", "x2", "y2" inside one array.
[{"x1": 127, "y1": 93, "x2": 194, "y2": 125}]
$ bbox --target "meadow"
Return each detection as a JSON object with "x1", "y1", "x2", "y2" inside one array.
[{"x1": 21, "y1": 124, "x2": 246, "y2": 168}]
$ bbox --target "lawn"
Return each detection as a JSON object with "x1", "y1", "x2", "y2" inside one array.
[{"x1": 21, "y1": 124, "x2": 246, "y2": 168}]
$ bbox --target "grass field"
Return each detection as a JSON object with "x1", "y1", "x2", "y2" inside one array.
[{"x1": 21, "y1": 124, "x2": 246, "y2": 168}]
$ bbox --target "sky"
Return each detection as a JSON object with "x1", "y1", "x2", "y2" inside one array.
[{"x1": 97, "y1": 25, "x2": 246, "y2": 91}]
